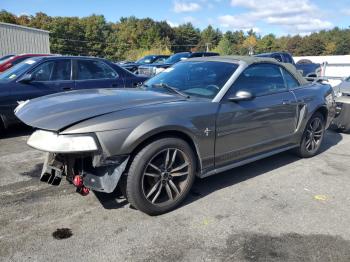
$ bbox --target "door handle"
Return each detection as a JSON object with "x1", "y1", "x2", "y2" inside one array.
[
  {"x1": 111, "y1": 83, "x2": 119, "y2": 87},
  {"x1": 63, "y1": 87, "x2": 72, "y2": 91},
  {"x1": 282, "y1": 100, "x2": 291, "y2": 105}
]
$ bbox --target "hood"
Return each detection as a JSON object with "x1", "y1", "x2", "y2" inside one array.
[
  {"x1": 15, "y1": 88, "x2": 183, "y2": 131},
  {"x1": 337, "y1": 81, "x2": 350, "y2": 94}
]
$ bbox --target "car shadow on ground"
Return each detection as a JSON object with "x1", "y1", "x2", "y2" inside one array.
[
  {"x1": 1, "y1": 124, "x2": 33, "y2": 139},
  {"x1": 94, "y1": 190, "x2": 129, "y2": 209},
  {"x1": 182, "y1": 130, "x2": 343, "y2": 208},
  {"x1": 92, "y1": 130, "x2": 343, "y2": 210}
]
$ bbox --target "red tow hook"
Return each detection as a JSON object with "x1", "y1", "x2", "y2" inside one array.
[
  {"x1": 73, "y1": 175, "x2": 83, "y2": 187},
  {"x1": 77, "y1": 186, "x2": 90, "y2": 196},
  {"x1": 73, "y1": 175, "x2": 90, "y2": 196}
]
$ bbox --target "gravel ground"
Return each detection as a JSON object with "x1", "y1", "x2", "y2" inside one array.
[{"x1": 0, "y1": 126, "x2": 349, "y2": 262}]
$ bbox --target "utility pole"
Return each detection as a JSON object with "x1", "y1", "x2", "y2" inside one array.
[{"x1": 205, "y1": 43, "x2": 210, "y2": 52}]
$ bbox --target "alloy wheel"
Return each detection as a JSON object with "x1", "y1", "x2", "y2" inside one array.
[
  {"x1": 141, "y1": 148, "x2": 190, "y2": 205},
  {"x1": 305, "y1": 117, "x2": 324, "y2": 153}
]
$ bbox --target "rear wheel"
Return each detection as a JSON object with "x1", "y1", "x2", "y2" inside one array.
[
  {"x1": 295, "y1": 112, "x2": 325, "y2": 158},
  {"x1": 126, "y1": 137, "x2": 196, "y2": 215}
]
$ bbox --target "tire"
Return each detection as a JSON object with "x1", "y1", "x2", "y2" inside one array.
[
  {"x1": 295, "y1": 112, "x2": 325, "y2": 158},
  {"x1": 126, "y1": 137, "x2": 196, "y2": 215}
]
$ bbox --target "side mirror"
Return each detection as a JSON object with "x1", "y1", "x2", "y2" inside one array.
[
  {"x1": 18, "y1": 73, "x2": 33, "y2": 83},
  {"x1": 228, "y1": 90, "x2": 255, "y2": 102}
]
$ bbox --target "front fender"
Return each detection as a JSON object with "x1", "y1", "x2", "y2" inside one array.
[
  {"x1": 64, "y1": 100, "x2": 218, "y2": 170},
  {"x1": 123, "y1": 115, "x2": 199, "y2": 151},
  {"x1": 95, "y1": 114, "x2": 201, "y2": 157}
]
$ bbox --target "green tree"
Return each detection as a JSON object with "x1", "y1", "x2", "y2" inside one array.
[
  {"x1": 49, "y1": 17, "x2": 86, "y2": 55},
  {"x1": 173, "y1": 23, "x2": 200, "y2": 52},
  {"x1": 298, "y1": 34, "x2": 325, "y2": 56},
  {"x1": 213, "y1": 36, "x2": 234, "y2": 55},
  {"x1": 80, "y1": 15, "x2": 111, "y2": 57},
  {"x1": 0, "y1": 10, "x2": 17, "y2": 24},
  {"x1": 198, "y1": 25, "x2": 222, "y2": 51},
  {"x1": 243, "y1": 35, "x2": 257, "y2": 55},
  {"x1": 1, "y1": 9, "x2": 349, "y2": 59},
  {"x1": 335, "y1": 31, "x2": 350, "y2": 55},
  {"x1": 286, "y1": 35, "x2": 303, "y2": 55},
  {"x1": 256, "y1": 34, "x2": 277, "y2": 53}
]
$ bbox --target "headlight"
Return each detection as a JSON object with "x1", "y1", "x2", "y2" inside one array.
[
  {"x1": 336, "y1": 91, "x2": 343, "y2": 98},
  {"x1": 325, "y1": 93, "x2": 335, "y2": 105},
  {"x1": 27, "y1": 130, "x2": 98, "y2": 153},
  {"x1": 155, "y1": 67, "x2": 165, "y2": 75},
  {"x1": 152, "y1": 67, "x2": 157, "y2": 75}
]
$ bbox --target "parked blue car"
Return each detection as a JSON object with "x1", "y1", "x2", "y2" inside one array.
[{"x1": 0, "y1": 56, "x2": 148, "y2": 133}]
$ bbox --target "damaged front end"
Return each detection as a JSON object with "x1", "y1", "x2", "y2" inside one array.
[{"x1": 28, "y1": 130, "x2": 129, "y2": 195}]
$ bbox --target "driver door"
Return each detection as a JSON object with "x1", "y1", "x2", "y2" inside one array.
[
  {"x1": 9, "y1": 59, "x2": 73, "y2": 122},
  {"x1": 215, "y1": 63, "x2": 298, "y2": 168}
]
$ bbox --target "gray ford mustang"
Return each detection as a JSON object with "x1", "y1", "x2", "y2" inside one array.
[{"x1": 15, "y1": 56, "x2": 336, "y2": 215}]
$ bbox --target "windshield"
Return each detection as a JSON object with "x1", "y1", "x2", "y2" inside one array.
[
  {"x1": 164, "y1": 53, "x2": 190, "y2": 64},
  {"x1": 0, "y1": 58, "x2": 39, "y2": 81},
  {"x1": 144, "y1": 61, "x2": 238, "y2": 99},
  {"x1": 136, "y1": 55, "x2": 155, "y2": 64}
]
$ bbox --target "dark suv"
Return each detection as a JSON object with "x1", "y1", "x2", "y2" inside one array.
[
  {"x1": 255, "y1": 52, "x2": 321, "y2": 78},
  {"x1": 138, "y1": 52, "x2": 219, "y2": 76},
  {"x1": 0, "y1": 56, "x2": 148, "y2": 133},
  {"x1": 119, "y1": 55, "x2": 170, "y2": 73}
]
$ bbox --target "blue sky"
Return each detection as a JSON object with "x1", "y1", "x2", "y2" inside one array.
[{"x1": 1, "y1": 0, "x2": 350, "y2": 36}]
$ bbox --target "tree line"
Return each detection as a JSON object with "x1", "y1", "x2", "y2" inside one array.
[{"x1": 1, "y1": 10, "x2": 350, "y2": 61}]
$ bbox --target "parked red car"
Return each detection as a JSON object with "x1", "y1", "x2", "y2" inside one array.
[{"x1": 0, "y1": 54, "x2": 52, "y2": 72}]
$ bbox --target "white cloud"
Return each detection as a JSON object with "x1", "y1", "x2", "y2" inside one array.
[
  {"x1": 218, "y1": 14, "x2": 254, "y2": 30},
  {"x1": 221, "y1": 0, "x2": 333, "y2": 34},
  {"x1": 218, "y1": 15, "x2": 260, "y2": 32},
  {"x1": 167, "y1": 20, "x2": 179, "y2": 27},
  {"x1": 173, "y1": 1, "x2": 202, "y2": 13}
]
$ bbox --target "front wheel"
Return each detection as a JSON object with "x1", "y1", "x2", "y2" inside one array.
[
  {"x1": 126, "y1": 137, "x2": 196, "y2": 215},
  {"x1": 295, "y1": 112, "x2": 325, "y2": 158}
]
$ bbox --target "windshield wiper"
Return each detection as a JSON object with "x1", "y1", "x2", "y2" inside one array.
[{"x1": 152, "y1": 83, "x2": 190, "y2": 98}]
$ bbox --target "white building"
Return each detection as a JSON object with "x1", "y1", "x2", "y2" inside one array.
[{"x1": 0, "y1": 22, "x2": 50, "y2": 56}]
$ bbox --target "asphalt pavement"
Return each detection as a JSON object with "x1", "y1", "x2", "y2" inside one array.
[{"x1": 0, "y1": 126, "x2": 349, "y2": 262}]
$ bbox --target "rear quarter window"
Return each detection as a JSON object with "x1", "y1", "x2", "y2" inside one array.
[{"x1": 228, "y1": 63, "x2": 287, "y2": 97}]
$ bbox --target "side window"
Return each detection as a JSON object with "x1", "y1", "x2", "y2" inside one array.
[
  {"x1": 153, "y1": 57, "x2": 167, "y2": 63},
  {"x1": 284, "y1": 54, "x2": 294, "y2": 64},
  {"x1": 229, "y1": 63, "x2": 287, "y2": 97},
  {"x1": 190, "y1": 53, "x2": 203, "y2": 58},
  {"x1": 282, "y1": 68, "x2": 300, "y2": 89},
  {"x1": 272, "y1": 54, "x2": 283, "y2": 62},
  {"x1": 31, "y1": 61, "x2": 54, "y2": 81},
  {"x1": 31, "y1": 60, "x2": 71, "y2": 81},
  {"x1": 76, "y1": 60, "x2": 118, "y2": 80},
  {"x1": 51, "y1": 60, "x2": 71, "y2": 80},
  {"x1": 204, "y1": 53, "x2": 218, "y2": 57}
]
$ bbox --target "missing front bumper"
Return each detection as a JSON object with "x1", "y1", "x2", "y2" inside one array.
[{"x1": 40, "y1": 153, "x2": 129, "y2": 193}]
